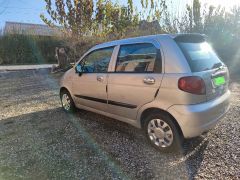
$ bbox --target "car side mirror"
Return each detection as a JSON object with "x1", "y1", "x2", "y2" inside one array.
[{"x1": 75, "y1": 64, "x2": 83, "y2": 76}]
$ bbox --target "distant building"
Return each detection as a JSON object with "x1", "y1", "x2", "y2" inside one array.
[{"x1": 4, "y1": 21, "x2": 62, "y2": 36}]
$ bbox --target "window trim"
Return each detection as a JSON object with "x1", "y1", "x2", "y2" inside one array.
[
  {"x1": 78, "y1": 46, "x2": 115, "y2": 74},
  {"x1": 113, "y1": 43, "x2": 162, "y2": 74}
]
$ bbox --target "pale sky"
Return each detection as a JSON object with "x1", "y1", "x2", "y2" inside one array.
[{"x1": 0, "y1": 0, "x2": 239, "y2": 29}]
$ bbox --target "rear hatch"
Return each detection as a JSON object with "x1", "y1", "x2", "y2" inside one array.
[{"x1": 175, "y1": 34, "x2": 229, "y2": 101}]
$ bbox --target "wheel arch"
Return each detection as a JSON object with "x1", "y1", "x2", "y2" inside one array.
[
  {"x1": 140, "y1": 107, "x2": 183, "y2": 137},
  {"x1": 60, "y1": 86, "x2": 74, "y2": 102},
  {"x1": 60, "y1": 86, "x2": 69, "y2": 95}
]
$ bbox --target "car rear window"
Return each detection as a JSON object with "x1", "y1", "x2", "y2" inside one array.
[{"x1": 176, "y1": 40, "x2": 224, "y2": 72}]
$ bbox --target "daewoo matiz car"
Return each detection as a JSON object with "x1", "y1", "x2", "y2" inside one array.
[{"x1": 60, "y1": 34, "x2": 230, "y2": 152}]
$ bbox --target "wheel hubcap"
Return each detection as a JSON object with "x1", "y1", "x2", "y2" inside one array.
[
  {"x1": 147, "y1": 119, "x2": 173, "y2": 147},
  {"x1": 62, "y1": 94, "x2": 71, "y2": 110},
  {"x1": 154, "y1": 128, "x2": 165, "y2": 139}
]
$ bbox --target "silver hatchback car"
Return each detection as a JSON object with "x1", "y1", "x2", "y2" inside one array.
[{"x1": 60, "y1": 34, "x2": 230, "y2": 152}]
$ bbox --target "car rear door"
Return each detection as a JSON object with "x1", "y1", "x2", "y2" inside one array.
[{"x1": 106, "y1": 43, "x2": 163, "y2": 120}]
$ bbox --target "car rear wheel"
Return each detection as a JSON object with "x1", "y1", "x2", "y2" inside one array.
[
  {"x1": 60, "y1": 90, "x2": 75, "y2": 113},
  {"x1": 144, "y1": 112, "x2": 183, "y2": 153}
]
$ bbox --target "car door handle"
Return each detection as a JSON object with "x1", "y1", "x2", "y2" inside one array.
[
  {"x1": 143, "y1": 77, "x2": 155, "y2": 84},
  {"x1": 97, "y1": 75, "x2": 104, "y2": 82}
]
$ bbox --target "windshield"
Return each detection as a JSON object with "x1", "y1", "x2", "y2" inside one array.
[{"x1": 177, "y1": 42, "x2": 224, "y2": 72}]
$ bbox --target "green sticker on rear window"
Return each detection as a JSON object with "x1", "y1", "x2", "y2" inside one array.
[{"x1": 213, "y1": 76, "x2": 225, "y2": 86}]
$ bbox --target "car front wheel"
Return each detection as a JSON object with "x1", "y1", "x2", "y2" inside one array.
[{"x1": 60, "y1": 90, "x2": 75, "y2": 113}]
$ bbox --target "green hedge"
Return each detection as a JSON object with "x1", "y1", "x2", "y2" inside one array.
[{"x1": 0, "y1": 34, "x2": 62, "y2": 65}]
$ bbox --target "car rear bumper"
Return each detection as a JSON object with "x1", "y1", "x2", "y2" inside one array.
[{"x1": 167, "y1": 90, "x2": 231, "y2": 138}]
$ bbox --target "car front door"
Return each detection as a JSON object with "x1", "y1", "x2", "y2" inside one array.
[
  {"x1": 107, "y1": 43, "x2": 163, "y2": 120},
  {"x1": 72, "y1": 46, "x2": 115, "y2": 112}
]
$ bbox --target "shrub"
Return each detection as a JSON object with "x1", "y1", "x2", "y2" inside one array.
[{"x1": 0, "y1": 34, "x2": 62, "y2": 65}]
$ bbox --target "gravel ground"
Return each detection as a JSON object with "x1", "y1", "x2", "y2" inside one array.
[{"x1": 0, "y1": 69, "x2": 239, "y2": 180}]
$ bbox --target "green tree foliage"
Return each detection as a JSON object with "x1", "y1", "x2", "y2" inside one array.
[
  {"x1": 94, "y1": 0, "x2": 138, "y2": 36},
  {"x1": 181, "y1": 0, "x2": 202, "y2": 32},
  {"x1": 40, "y1": 0, "x2": 94, "y2": 37},
  {"x1": 178, "y1": 0, "x2": 240, "y2": 71},
  {"x1": 140, "y1": 0, "x2": 167, "y2": 22},
  {"x1": 179, "y1": 0, "x2": 240, "y2": 40},
  {"x1": 41, "y1": 0, "x2": 139, "y2": 38}
]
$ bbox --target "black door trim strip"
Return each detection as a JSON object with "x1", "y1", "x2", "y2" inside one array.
[
  {"x1": 108, "y1": 100, "x2": 137, "y2": 109},
  {"x1": 74, "y1": 95, "x2": 137, "y2": 109},
  {"x1": 74, "y1": 95, "x2": 107, "y2": 104}
]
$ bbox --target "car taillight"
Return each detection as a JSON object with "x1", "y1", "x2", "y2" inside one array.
[{"x1": 178, "y1": 76, "x2": 206, "y2": 95}]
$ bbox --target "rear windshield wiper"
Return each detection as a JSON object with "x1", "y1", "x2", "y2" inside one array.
[{"x1": 212, "y1": 62, "x2": 223, "y2": 70}]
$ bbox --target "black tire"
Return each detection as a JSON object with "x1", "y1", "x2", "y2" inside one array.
[
  {"x1": 143, "y1": 112, "x2": 183, "y2": 153},
  {"x1": 60, "y1": 89, "x2": 76, "y2": 113}
]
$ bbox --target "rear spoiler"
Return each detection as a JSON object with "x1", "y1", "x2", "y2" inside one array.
[{"x1": 174, "y1": 34, "x2": 207, "y2": 43}]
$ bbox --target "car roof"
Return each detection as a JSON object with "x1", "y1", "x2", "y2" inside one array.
[{"x1": 90, "y1": 33, "x2": 204, "y2": 51}]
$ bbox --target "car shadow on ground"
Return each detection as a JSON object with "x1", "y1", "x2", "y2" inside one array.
[
  {"x1": 75, "y1": 108, "x2": 209, "y2": 179},
  {"x1": 0, "y1": 106, "x2": 209, "y2": 179}
]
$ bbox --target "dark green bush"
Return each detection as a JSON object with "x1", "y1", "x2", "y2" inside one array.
[{"x1": 0, "y1": 34, "x2": 62, "y2": 65}]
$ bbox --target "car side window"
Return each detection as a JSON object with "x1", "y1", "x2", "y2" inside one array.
[
  {"x1": 115, "y1": 43, "x2": 158, "y2": 73},
  {"x1": 81, "y1": 47, "x2": 114, "y2": 73}
]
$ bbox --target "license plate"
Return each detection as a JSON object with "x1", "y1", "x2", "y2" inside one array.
[{"x1": 213, "y1": 76, "x2": 226, "y2": 86}]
